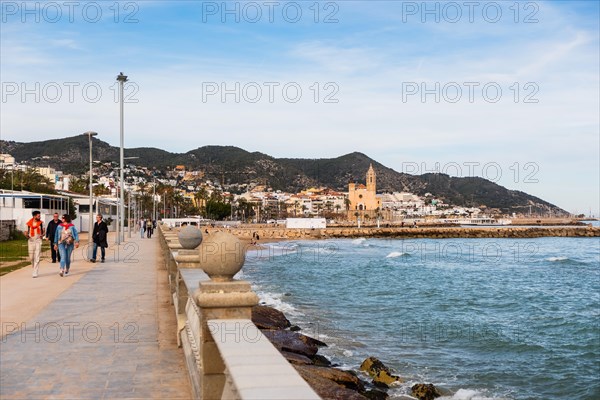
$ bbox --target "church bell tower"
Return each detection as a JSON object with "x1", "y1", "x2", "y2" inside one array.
[{"x1": 366, "y1": 163, "x2": 376, "y2": 193}]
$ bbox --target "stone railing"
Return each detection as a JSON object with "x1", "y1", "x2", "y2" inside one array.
[{"x1": 157, "y1": 224, "x2": 321, "y2": 400}]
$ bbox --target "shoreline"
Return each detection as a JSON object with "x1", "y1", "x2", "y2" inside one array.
[
  {"x1": 209, "y1": 225, "x2": 599, "y2": 242},
  {"x1": 252, "y1": 302, "x2": 428, "y2": 400}
]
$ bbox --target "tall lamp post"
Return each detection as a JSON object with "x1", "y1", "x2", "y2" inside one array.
[
  {"x1": 152, "y1": 178, "x2": 156, "y2": 222},
  {"x1": 117, "y1": 72, "x2": 128, "y2": 244},
  {"x1": 83, "y1": 131, "x2": 98, "y2": 260},
  {"x1": 122, "y1": 156, "x2": 139, "y2": 238}
]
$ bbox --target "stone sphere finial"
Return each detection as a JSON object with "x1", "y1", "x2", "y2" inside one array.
[
  {"x1": 178, "y1": 225, "x2": 203, "y2": 249},
  {"x1": 198, "y1": 231, "x2": 245, "y2": 281}
]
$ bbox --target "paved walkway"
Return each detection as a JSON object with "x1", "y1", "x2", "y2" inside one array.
[{"x1": 0, "y1": 233, "x2": 192, "y2": 399}]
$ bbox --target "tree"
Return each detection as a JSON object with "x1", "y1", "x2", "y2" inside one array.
[
  {"x1": 0, "y1": 168, "x2": 55, "y2": 194},
  {"x1": 93, "y1": 184, "x2": 109, "y2": 196},
  {"x1": 194, "y1": 186, "x2": 208, "y2": 216},
  {"x1": 205, "y1": 199, "x2": 231, "y2": 220},
  {"x1": 69, "y1": 176, "x2": 87, "y2": 194}
]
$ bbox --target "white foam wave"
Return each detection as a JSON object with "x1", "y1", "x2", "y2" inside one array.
[
  {"x1": 352, "y1": 238, "x2": 367, "y2": 245},
  {"x1": 439, "y1": 388, "x2": 506, "y2": 400},
  {"x1": 269, "y1": 243, "x2": 299, "y2": 251},
  {"x1": 386, "y1": 251, "x2": 406, "y2": 258},
  {"x1": 546, "y1": 256, "x2": 568, "y2": 262},
  {"x1": 342, "y1": 349, "x2": 354, "y2": 357},
  {"x1": 256, "y1": 291, "x2": 302, "y2": 317}
]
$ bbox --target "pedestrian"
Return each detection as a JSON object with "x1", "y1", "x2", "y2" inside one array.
[
  {"x1": 25, "y1": 210, "x2": 44, "y2": 278},
  {"x1": 45, "y1": 212, "x2": 61, "y2": 264},
  {"x1": 146, "y1": 219, "x2": 153, "y2": 238},
  {"x1": 91, "y1": 214, "x2": 108, "y2": 263},
  {"x1": 54, "y1": 214, "x2": 80, "y2": 277},
  {"x1": 139, "y1": 218, "x2": 145, "y2": 239}
]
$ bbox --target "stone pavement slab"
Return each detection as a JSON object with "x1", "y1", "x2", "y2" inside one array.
[{"x1": 0, "y1": 234, "x2": 192, "y2": 399}]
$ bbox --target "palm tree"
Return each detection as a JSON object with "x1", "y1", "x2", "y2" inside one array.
[
  {"x1": 195, "y1": 186, "x2": 208, "y2": 216},
  {"x1": 293, "y1": 200, "x2": 299, "y2": 217},
  {"x1": 172, "y1": 192, "x2": 184, "y2": 217},
  {"x1": 354, "y1": 211, "x2": 360, "y2": 228},
  {"x1": 344, "y1": 197, "x2": 351, "y2": 212}
]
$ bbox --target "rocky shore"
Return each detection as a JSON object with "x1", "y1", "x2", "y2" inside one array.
[{"x1": 251, "y1": 304, "x2": 444, "y2": 400}]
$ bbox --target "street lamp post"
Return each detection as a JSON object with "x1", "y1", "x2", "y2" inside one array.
[
  {"x1": 83, "y1": 131, "x2": 98, "y2": 260},
  {"x1": 152, "y1": 178, "x2": 156, "y2": 222},
  {"x1": 128, "y1": 190, "x2": 132, "y2": 238},
  {"x1": 117, "y1": 72, "x2": 128, "y2": 244}
]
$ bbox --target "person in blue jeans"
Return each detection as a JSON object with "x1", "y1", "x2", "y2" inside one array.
[{"x1": 54, "y1": 214, "x2": 80, "y2": 277}]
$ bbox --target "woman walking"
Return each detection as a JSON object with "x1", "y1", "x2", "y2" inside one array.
[{"x1": 54, "y1": 214, "x2": 80, "y2": 277}]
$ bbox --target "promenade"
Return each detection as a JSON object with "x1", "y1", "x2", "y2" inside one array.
[{"x1": 0, "y1": 233, "x2": 192, "y2": 399}]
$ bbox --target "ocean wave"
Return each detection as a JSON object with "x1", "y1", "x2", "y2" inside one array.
[
  {"x1": 386, "y1": 251, "x2": 407, "y2": 258},
  {"x1": 439, "y1": 388, "x2": 507, "y2": 400},
  {"x1": 352, "y1": 238, "x2": 367, "y2": 245},
  {"x1": 256, "y1": 291, "x2": 302, "y2": 317},
  {"x1": 546, "y1": 256, "x2": 569, "y2": 262}
]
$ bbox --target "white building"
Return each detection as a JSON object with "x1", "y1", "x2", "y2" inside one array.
[
  {"x1": 0, "y1": 154, "x2": 15, "y2": 169},
  {"x1": 0, "y1": 190, "x2": 70, "y2": 231}
]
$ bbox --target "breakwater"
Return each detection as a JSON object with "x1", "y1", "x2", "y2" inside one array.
[{"x1": 211, "y1": 226, "x2": 599, "y2": 241}]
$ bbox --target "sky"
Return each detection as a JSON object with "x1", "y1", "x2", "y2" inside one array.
[{"x1": 1, "y1": 0, "x2": 598, "y2": 216}]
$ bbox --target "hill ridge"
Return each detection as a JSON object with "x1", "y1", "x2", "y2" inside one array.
[{"x1": 0, "y1": 136, "x2": 566, "y2": 215}]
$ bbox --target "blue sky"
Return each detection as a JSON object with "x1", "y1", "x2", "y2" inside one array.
[{"x1": 1, "y1": 1, "x2": 598, "y2": 215}]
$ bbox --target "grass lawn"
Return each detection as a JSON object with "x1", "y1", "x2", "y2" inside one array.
[
  {"x1": 0, "y1": 239, "x2": 52, "y2": 266},
  {"x1": 0, "y1": 261, "x2": 30, "y2": 277}
]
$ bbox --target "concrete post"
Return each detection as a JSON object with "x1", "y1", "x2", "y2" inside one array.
[{"x1": 193, "y1": 231, "x2": 258, "y2": 400}]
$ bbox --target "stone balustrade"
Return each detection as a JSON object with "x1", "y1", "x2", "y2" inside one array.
[{"x1": 157, "y1": 224, "x2": 321, "y2": 400}]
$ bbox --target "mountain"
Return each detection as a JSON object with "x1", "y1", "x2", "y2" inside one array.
[{"x1": 0, "y1": 136, "x2": 567, "y2": 215}]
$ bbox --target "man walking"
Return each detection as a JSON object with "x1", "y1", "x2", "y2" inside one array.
[
  {"x1": 25, "y1": 211, "x2": 44, "y2": 278},
  {"x1": 91, "y1": 214, "x2": 109, "y2": 263},
  {"x1": 45, "y1": 212, "x2": 61, "y2": 263}
]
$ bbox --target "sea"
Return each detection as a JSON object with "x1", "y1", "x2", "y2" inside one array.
[{"x1": 240, "y1": 235, "x2": 600, "y2": 400}]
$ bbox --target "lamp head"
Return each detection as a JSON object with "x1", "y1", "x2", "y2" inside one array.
[
  {"x1": 116, "y1": 72, "x2": 128, "y2": 82},
  {"x1": 83, "y1": 131, "x2": 98, "y2": 137}
]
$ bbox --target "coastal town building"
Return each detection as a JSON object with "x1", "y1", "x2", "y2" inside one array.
[
  {"x1": 347, "y1": 164, "x2": 382, "y2": 219},
  {"x1": 0, "y1": 154, "x2": 15, "y2": 169}
]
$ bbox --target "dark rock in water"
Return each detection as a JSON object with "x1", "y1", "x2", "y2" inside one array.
[
  {"x1": 411, "y1": 383, "x2": 441, "y2": 400},
  {"x1": 300, "y1": 333, "x2": 327, "y2": 347},
  {"x1": 290, "y1": 325, "x2": 302, "y2": 331},
  {"x1": 313, "y1": 354, "x2": 332, "y2": 367},
  {"x1": 262, "y1": 330, "x2": 320, "y2": 358},
  {"x1": 372, "y1": 380, "x2": 391, "y2": 389},
  {"x1": 294, "y1": 365, "x2": 368, "y2": 400},
  {"x1": 251, "y1": 305, "x2": 291, "y2": 330},
  {"x1": 282, "y1": 351, "x2": 313, "y2": 365},
  {"x1": 296, "y1": 365, "x2": 365, "y2": 392},
  {"x1": 362, "y1": 388, "x2": 389, "y2": 400},
  {"x1": 360, "y1": 357, "x2": 403, "y2": 387}
]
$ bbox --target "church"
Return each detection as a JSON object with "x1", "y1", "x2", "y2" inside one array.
[{"x1": 347, "y1": 164, "x2": 381, "y2": 219}]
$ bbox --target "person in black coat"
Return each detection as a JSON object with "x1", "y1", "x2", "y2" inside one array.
[
  {"x1": 91, "y1": 214, "x2": 109, "y2": 263},
  {"x1": 45, "y1": 212, "x2": 61, "y2": 263}
]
